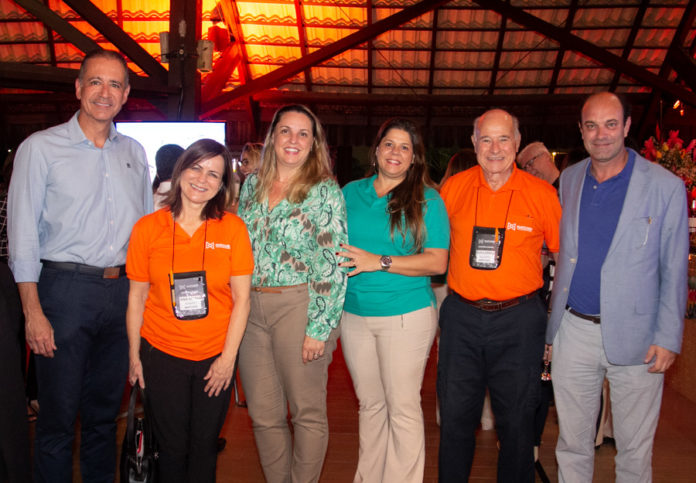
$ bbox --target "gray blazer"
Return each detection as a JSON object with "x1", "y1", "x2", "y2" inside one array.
[{"x1": 547, "y1": 150, "x2": 688, "y2": 365}]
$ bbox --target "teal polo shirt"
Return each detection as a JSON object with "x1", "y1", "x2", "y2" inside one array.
[{"x1": 342, "y1": 175, "x2": 450, "y2": 317}]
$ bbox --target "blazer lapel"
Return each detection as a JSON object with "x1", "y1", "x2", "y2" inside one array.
[{"x1": 606, "y1": 156, "x2": 650, "y2": 258}]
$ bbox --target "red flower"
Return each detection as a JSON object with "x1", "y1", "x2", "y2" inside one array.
[
  {"x1": 667, "y1": 130, "x2": 684, "y2": 149},
  {"x1": 641, "y1": 137, "x2": 657, "y2": 161}
]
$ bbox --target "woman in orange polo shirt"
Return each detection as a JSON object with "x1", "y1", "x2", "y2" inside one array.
[{"x1": 126, "y1": 139, "x2": 253, "y2": 483}]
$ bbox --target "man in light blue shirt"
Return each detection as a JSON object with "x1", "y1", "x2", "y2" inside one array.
[{"x1": 8, "y1": 49, "x2": 152, "y2": 483}]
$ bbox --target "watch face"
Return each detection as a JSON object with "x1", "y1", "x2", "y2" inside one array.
[{"x1": 380, "y1": 255, "x2": 392, "y2": 270}]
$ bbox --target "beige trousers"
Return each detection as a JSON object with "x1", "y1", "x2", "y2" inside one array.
[
  {"x1": 239, "y1": 286, "x2": 339, "y2": 483},
  {"x1": 341, "y1": 306, "x2": 438, "y2": 483}
]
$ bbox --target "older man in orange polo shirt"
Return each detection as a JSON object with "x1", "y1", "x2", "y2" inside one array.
[{"x1": 437, "y1": 109, "x2": 561, "y2": 482}]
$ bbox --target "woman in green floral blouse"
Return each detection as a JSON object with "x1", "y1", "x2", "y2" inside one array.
[{"x1": 237, "y1": 104, "x2": 348, "y2": 483}]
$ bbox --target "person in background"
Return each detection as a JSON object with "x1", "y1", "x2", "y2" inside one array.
[
  {"x1": 437, "y1": 109, "x2": 561, "y2": 482},
  {"x1": 238, "y1": 142, "x2": 263, "y2": 181},
  {"x1": 517, "y1": 141, "x2": 560, "y2": 188},
  {"x1": 337, "y1": 118, "x2": 449, "y2": 482},
  {"x1": 153, "y1": 143, "x2": 184, "y2": 210},
  {"x1": 127, "y1": 139, "x2": 253, "y2": 483},
  {"x1": 237, "y1": 104, "x2": 347, "y2": 483},
  {"x1": 439, "y1": 148, "x2": 478, "y2": 189},
  {"x1": 547, "y1": 91, "x2": 688, "y2": 482},
  {"x1": 8, "y1": 49, "x2": 152, "y2": 482},
  {"x1": 516, "y1": 141, "x2": 559, "y2": 467}
]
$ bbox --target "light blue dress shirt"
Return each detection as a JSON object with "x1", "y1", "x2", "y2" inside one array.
[{"x1": 8, "y1": 111, "x2": 153, "y2": 283}]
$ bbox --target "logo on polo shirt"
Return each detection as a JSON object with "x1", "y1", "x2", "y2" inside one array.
[
  {"x1": 507, "y1": 222, "x2": 532, "y2": 232},
  {"x1": 205, "y1": 242, "x2": 231, "y2": 250}
]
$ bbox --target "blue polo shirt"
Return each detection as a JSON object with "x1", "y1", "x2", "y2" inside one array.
[
  {"x1": 342, "y1": 175, "x2": 450, "y2": 317},
  {"x1": 567, "y1": 150, "x2": 636, "y2": 315}
]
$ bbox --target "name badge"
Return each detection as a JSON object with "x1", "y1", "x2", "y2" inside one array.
[
  {"x1": 169, "y1": 270, "x2": 209, "y2": 320},
  {"x1": 469, "y1": 226, "x2": 505, "y2": 270}
]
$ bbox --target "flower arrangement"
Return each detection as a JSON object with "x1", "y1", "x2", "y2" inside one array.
[{"x1": 641, "y1": 129, "x2": 696, "y2": 193}]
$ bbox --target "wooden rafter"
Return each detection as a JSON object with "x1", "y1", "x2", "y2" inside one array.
[
  {"x1": 294, "y1": 0, "x2": 313, "y2": 92},
  {"x1": 637, "y1": 0, "x2": 696, "y2": 140},
  {"x1": 427, "y1": 8, "x2": 439, "y2": 95},
  {"x1": 472, "y1": 0, "x2": 696, "y2": 106},
  {"x1": 548, "y1": 0, "x2": 578, "y2": 95},
  {"x1": 201, "y1": 0, "x2": 453, "y2": 119},
  {"x1": 609, "y1": 0, "x2": 650, "y2": 92},
  {"x1": 488, "y1": 9, "x2": 506, "y2": 95},
  {"x1": 13, "y1": 0, "x2": 99, "y2": 54},
  {"x1": 217, "y1": 0, "x2": 259, "y2": 136},
  {"x1": 367, "y1": 0, "x2": 373, "y2": 95},
  {"x1": 62, "y1": 0, "x2": 167, "y2": 83}
]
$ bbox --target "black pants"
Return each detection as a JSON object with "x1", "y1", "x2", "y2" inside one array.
[
  {"x1": 437, "y1": 293, "x2": 546, "y2": 483},
  {"x1": 0, "y1": 262, "x2": 31, "y2": 483},
  {"x1": 140, "y1": 339, "x2": 232, "y2": 483}
]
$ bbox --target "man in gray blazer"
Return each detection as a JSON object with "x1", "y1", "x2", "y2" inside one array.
[{"x1": 546, "y1": 91, "x2": 688, "y2": 482}]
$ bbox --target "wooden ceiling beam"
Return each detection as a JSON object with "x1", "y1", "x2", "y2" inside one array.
[
  {"x1": 62, "y1": 0, "x2": 167, "y2": 83},
  {"x1": 13, "y1": 0, "x2": 99, "y2": 53},
  {"x1": 548, "y1": 0, "x2": 578, "y2": 95},
  {"x1": 637, "y1": 0, "x2": 696, "y2": 140},
  {"x1": 294, "y1": 0, "x2": 313, "y2": 92},
  {"x1": 218, "y1": 0, "x2": 258, "y2": 137},
  {"x1": 488, "y1": 12, "x2": 506, "y2": 95},
  {"x1": 252, "y1": 89, "x2": 650, "y2": 109},
  {"x1": 201, "y1": 0, "x2": 453, "y2": 119},
  {"x1": 473, "y1": 0, "x2": 696, "y2": 106},
  {"x1": 0, "y1": 62, "x2": 174, "y2": 96},
  {"x1": 367, "y1": 0, "x2": 373, "y2": 95},
  {"x1": 609, "y1": 0, "x2": 650, "y2": 91}
]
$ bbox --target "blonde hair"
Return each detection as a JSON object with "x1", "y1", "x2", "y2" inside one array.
[{"x1": 255, "y1": 105, "x2": 333, "y2": 204}]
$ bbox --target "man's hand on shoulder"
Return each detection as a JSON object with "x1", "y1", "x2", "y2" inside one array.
[{"x1": 644, "y1": 345, "x2": 677, "y2": 373}]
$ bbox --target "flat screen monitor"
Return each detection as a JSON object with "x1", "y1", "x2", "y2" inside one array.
[{"x1": 115, "y1": 121, "x2": 226, "y2": 181}]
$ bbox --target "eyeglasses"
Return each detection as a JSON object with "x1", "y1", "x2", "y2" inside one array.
[{"x1": 521, "y1": 153, "x2": 543, "y2": 171}]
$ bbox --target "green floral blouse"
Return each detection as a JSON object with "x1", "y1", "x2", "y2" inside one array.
[{"x1": 238, "y1": 174, "x2": 348, "y2": 341}]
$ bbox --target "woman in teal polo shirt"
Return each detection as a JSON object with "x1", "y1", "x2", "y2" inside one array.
[{"x1": 337, "y1": 118, "x2": 450, "y2": 483}]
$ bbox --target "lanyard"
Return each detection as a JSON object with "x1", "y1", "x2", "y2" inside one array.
[
  {"x1": 473, "y1": 185, "x2": 514, "y2": 231},
  {"x1": 170, "y1": 216, "x2": 207, "y2": 278}
]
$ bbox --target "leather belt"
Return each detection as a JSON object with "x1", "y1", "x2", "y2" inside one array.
[
  {"x1": 252, "y1": 283, "x2": 306, "y2": 294},
  {"x1": 566, "y1": 305, "x2": 601, "y2": 324},
  {"x1": 41, "y1": 260, "x2": 126, "y2": 279},
  {"x1": 455, "y1": 290, "x2": 539, "y2": 312}
]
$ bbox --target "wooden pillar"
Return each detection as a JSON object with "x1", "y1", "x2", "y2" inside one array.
[{"x1": 167, "y1": 0, "x2": 201, "y2": 120}]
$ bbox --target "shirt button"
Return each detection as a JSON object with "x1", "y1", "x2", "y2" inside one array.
[
  {"x1": 570, "y1": 258, "x2": 577, "y2": 263},
  {"x1": 593, "y1": 185, "x2": 597, "y2": 189},
  {"x1": 563, "y1": 287, "x2": 568, "y2": 292}
]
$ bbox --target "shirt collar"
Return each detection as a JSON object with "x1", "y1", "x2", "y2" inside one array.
[
  {"x1": 67, "y1": 110, "x2": 119, "y2": 147},
  {"x1": 475, "y1": 163, "x2": 522, "y2": 192},
  {"x1": 585, "y1": 148, "x2": 635, "y2": 183}
]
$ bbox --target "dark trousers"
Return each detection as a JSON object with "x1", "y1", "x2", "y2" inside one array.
[
  {"x1": 140, "y1": 338, "x2": 232, "y2": 483},
  {"x1": 34, "y1": 267, "x2": 129, "y2": 483},
  {"x1": 437, "y1": 293, "x2": 546, "y2": 483},
  {"x1": 0, "y1": 262, "x2": 31, "y2": 483}
]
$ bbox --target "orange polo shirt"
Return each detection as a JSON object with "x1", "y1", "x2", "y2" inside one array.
[
  {"x1": 441, "y1": 165, "x2": 561, "y2": 301},
  {"x1": 127, "y1": 209, "x2": 254, "y2": 361}
]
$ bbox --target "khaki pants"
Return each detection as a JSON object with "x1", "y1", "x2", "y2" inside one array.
[
  {"x1": 341, "y1": 306, "x2": 437, "y2": 483},
  {"x1": 239, "y1": 286, "x2": 339, "y2": 483}
]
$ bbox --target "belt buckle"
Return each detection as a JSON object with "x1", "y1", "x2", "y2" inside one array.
[
  {"x1": 480, "y1": 300, "x2": 502, "y2": 311},
  {"x1": 103, "y1": 267, "x2": 120, "y2": 279}
]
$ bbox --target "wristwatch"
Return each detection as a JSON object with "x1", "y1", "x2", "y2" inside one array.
[{"x1": 379, "y1": 255, "x2": 392, "y2": 271}]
